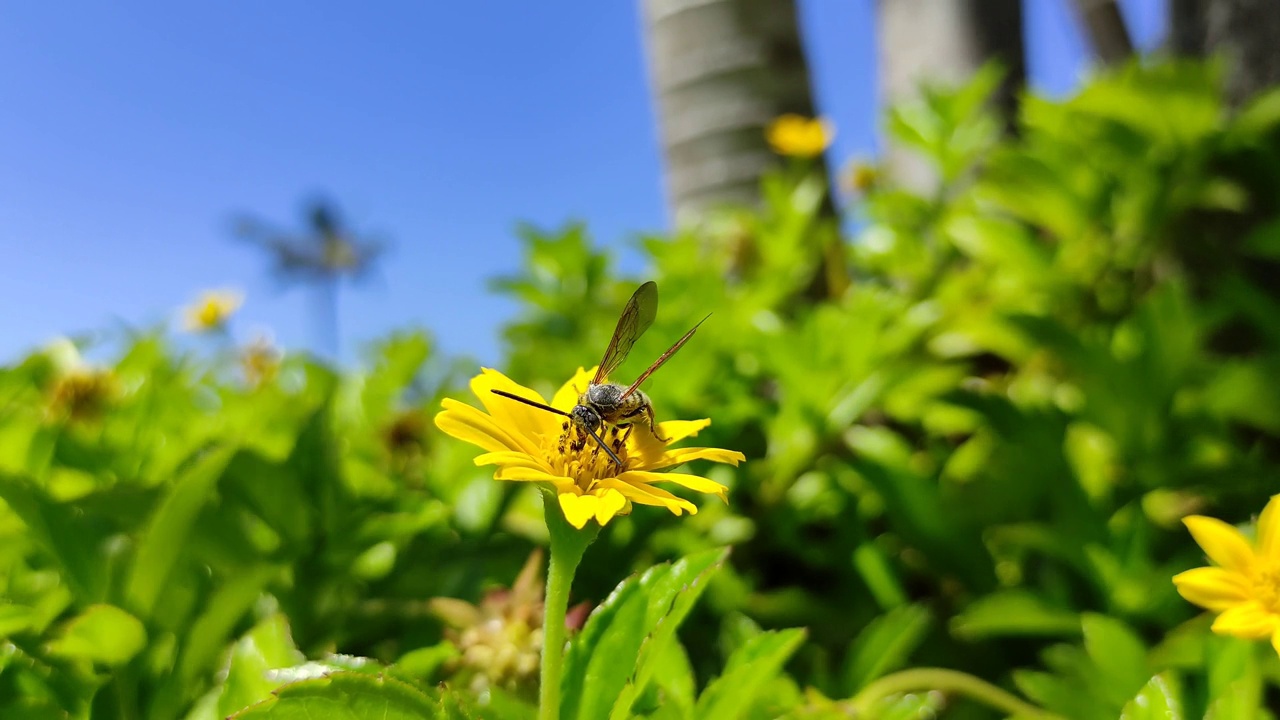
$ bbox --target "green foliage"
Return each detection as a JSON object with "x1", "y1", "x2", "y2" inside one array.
[{"x1": 5, "y1": 59, "x2": 1280, "y2": 718}]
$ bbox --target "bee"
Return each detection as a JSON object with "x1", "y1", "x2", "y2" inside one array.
[{"x1": 491, "y1": 281, "x2": 707, "y2": 468}]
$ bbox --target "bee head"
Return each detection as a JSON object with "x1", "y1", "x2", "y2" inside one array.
[{"x1": 570, "y1": 404, "x2": 602, "y2": 433}]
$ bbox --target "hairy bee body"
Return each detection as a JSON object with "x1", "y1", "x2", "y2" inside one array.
[{"x1": 571, "y1": 383, "x2": 661, "y2": 440}]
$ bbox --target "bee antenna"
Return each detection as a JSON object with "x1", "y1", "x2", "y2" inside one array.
[
  {"x1": 489, "y1": 389, "x2": 572, "y2": 417},
  {"x1": 491, "y1": 389, "x2": 624, "y2": 469}
]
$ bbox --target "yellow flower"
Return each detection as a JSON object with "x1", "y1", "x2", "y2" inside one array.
[
  {"x1": 434, "y1": 367, "x2": 744, "y2": 529},
  {"x1": 182, "y1": 289, "x2": 243, "y2": 333},
  {"x1": 47, "y1": 367, "x2": 117, "y2": 423},
  {"x1": 239, "y1": 335, "x2": 281, "y2": 386},
  {"x1": 842, "y1": 159, "x2": 880, "y2": 195},
  {"x1": 766, "y1": 114, "x2": 834, "y2": 158},
  {"x1": 1173, "y1": 495, "x2": 1280, "y2": 654}
]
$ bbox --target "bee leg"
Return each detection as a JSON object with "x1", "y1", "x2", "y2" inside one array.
[{"x1": 646, "y1": 405, "x2": 668, "y2": 443}]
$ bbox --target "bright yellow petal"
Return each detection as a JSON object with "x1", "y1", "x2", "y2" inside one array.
[
  {"x1": 1211, "y1": 603, "x2": 1278, "y2": 639},
  {"x1": 593, "y1": 488, "x2": 627, "y2": 526},
  {"x1": 1184, "y1": 516, "x2": 1257, "y2": 573},
  {"x1": 493, "y1": 466, "x2": 571, "y2": 486},
  {"x1": 1272, "y1": 627, "x2": 1280, "y2": 658},
  {"x1": 619, "y1": 470, "x2": 728, "y2": 502},
  {"x1": 470, "y1": 369, "x2": 557, "y2": 447},
  {"x1": 1257, "y1": 495, "x2": 1280, "y2": 561},
  {"x1": 435, "y1": 400, "x2": 527, "y2": 454},
  {"x1": 654, "y1": 418, "x2": 711, "y2": 444},
  {"x1": 1172, "y1": 567, "x2": 1252, "y2": 611},
  {"x1": 637, "y1": 446, "x2": 746, "y2": 472},
  {"x1": 551, "y1": 366, "x2": 596, "y2": 412},
  {"x1": 598, "y1": 478, "x2": 697, "y2": 515},
  {"x1": 559, "y1": 492, "x2": 598, "y2": 529},
  {"x1": 474, "y1": 451, "x2": 552, "y2": 473}
]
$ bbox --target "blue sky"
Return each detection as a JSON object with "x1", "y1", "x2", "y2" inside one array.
[{"x1": 0, "y1": 1, "x2": 1164, "y2": 366}]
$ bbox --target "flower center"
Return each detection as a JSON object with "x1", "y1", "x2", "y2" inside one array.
[
  {"x1": 1252, "y1": 564, "x2": 1280, "y2": 613},
  {"x1": 544, "y1": 420, "x2": 630, "y2": 491}
]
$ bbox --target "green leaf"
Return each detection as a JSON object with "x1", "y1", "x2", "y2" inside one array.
[
  {"x1": 950, "y1": 591, "x2": 1081, "y2": 640},
  {"x1": 125, "y1": 445, "x2": 237, "y2": 617},
  {"x1": 0, "y1": 473, "x2": 112, "y2": 602},
  {"x1": 562, "y1": 548, "x2": 727, "y2": 720},
  {"x1": 692, "y1": 628, "x2": 806, "y2": 720},
  {"x1": 230, "y1": 672, "x2": 435, "y2": 719},
  {"x1": 843, "y1": 604, "x2": 933, "y2": 692},
  {"x1": 1204, "y1": 636, "x2": 1262, "y2": 719},
  {"x1": 0, "y1": 604, "x2": 36, "y2": 637},
  {"x1": 1082, "y1": 613, "x2": 1150, "y2": 707},
  {"x1": 46, "y1": 603, "x2": 146, "y2": 667},
  {"x1": 216, "y1": 616, "x2": 305, "y2": 719},
  {"x1": 1120, "y1": 673, "x2": 1181, "y2": 720}
]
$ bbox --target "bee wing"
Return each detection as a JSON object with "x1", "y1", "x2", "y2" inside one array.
[
  {"x1": 593, "y1": 281, "x2": 658, "y2": 385},
  {"x1": 620, "y1": 313, "x2": 710, "y2": 399}
]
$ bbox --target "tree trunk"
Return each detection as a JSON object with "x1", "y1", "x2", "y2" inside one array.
[
  {"x1": 876, "y1": 0, "x2": 1025, "y2": 192},
  {"x1": 1069, "y1": 0, "x2": 1134, "y2": 65},
  {"x1": 1168, "y1": 0, "x2": 1280, "y2": 108},
  {"x1": 641, "y1": 0, "x2": 828, "y2": 225}
]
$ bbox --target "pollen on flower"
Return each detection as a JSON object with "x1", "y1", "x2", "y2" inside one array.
[
  {"x1": 1252, "y1": 565, "x2": 1280, "y2": 613},
  {"x1": 545, "y1": 420, "x2": 629, "y2": 490}
]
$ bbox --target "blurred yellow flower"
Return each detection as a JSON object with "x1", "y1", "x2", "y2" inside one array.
[
  {"x1": 434, "y1": 367, "x2": 743, "y2": 529},
  {"x1": 182, "y1": 289, "x2": 243, "y2": 333},
  {"x1": 239, "y1": 334, "x2": 281, "y2": 386},
  {"x1": 766, "y1": 114, "x2": 833, "y2": 158},
  {"x1": 842, "y1": 159, "x2": 880, "y2": 195},
  {"x1": 47, "y1": 367, "x2": 117, "y2": 423},
  {"x1": 1173, "y1": 495, "x2": 1280, "y2": 654}
]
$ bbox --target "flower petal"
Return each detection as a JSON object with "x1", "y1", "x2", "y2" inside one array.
[
  {"x1": 654, "y1": 418, "x2": 711, "y2": 444},
  {"x1": 470, "y1": 369, "x2": 557, "y2": 449},
  {"x1": 558, "y1": 492, "x2": 598, "y2": 529},
  {"x1": 597, "y1": 478, "x2": 697, "y2": 516},
  {"x1": 1272, "y1": 626, "x2": 1280, "y2": 659},
  {"x1": 551, "y1": 367, "x2": 596, "y2": 413},
  {"x1": 1172, "y1": 567, "x2": 1251, "y2": 611},
  {"x1": 1211, "y1": 603, "x2": 1278, "y2": 639},
  {"x1": 435, "y1": 399, "x2": 527, "y2": 454},
  {"x1": 1184, "y1": 515, "x2": 1256, "y2": 573},
  {"x1": 619, "y1": 469, "x2": 728, "y2": 502},
  {"x1": 1257, "y1": 495, "x2": 1280, "y2": 561},
  {"x1": 637, "y1": 446, "x2": 746, "y2": 472},
  {"x1": 474, "y1": 451, "x2": 552, "y2": 473},
  {"x1": 593, "y1": 488, "x2": 627, "y2": 526},
  {"x1": 493, "y1": 466, "x2": 572, "y2": 487}
]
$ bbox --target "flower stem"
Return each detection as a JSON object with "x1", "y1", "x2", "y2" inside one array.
[
  {"x1": 540, "y1": 492, "x2": 598, "y2": 720},
  {"x1": 848, "y1": 668, "x2": 1061, "y2": 719}
]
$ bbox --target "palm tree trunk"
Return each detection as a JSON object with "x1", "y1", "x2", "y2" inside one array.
[
  {"x1": 1175, "y1": 0, "x2": 1280, "y2": 108},
  {"x1": 1069, "y1": 0, "x2": 1134, "y2": 65},
  {"x1": 876, "y1": 0, "x2": 1025, "y2": 192},
  {"x1": 641, "y1": 0, "x2": 829, "y2": 225}
]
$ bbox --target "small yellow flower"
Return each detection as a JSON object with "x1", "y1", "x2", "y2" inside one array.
[
  {"x1": 434, "y1": 368, "x2": 744, "y2": 529},
  {"x1": 182, "y1": 289, "x2": 243, "y2": 333},
  {"x1": 47, "y1": 367, "x2": 118, "y2": 423},
  {"x1": 239, "y1": 335, "x2": 281, "y2": 386},
  {"x1": 842, "y1": 159, "x2": 880, "y2": 195},
  {"x1": 1173, "y1": 495, "x2": 1280, "y2": 654},
  {"x1": 766, "y1": 114, "x2": 834, "y2": 158}
]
